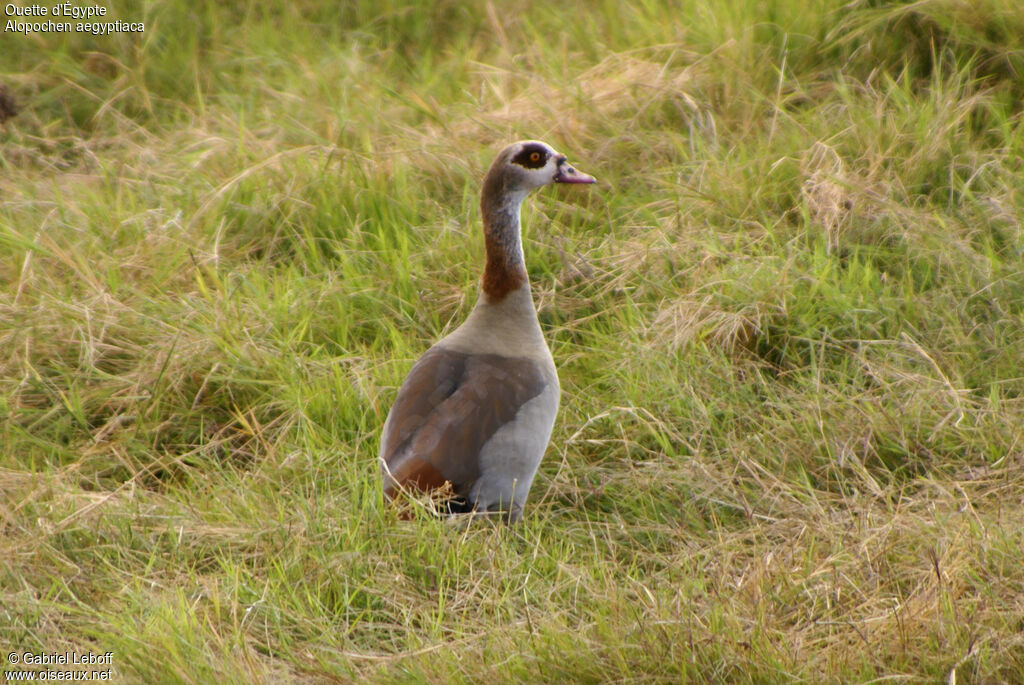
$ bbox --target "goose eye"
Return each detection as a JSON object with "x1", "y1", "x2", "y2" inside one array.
[{"x1": 529, "y1": 152, "x2": 541, "y2": 163}]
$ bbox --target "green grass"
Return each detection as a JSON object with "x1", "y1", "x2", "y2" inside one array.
[{"x1": 3, "y1": 0, "x2": 1024, "y2": 681}]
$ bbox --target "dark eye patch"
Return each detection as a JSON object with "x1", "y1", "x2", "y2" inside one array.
[{"x1": 511, "y1": 143, "x2": 549, "y2": 169}]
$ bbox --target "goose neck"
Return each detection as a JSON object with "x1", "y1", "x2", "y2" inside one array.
[{"x1": 480, "y1": 186, "x2": 529, "y2": 301}]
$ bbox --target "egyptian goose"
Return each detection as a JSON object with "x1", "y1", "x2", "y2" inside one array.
[{"x1": 380, "y1": 140, "x2": 596, "y2": 521}]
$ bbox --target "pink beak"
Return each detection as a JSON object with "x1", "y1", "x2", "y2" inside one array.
[{"x1": 554, "y1": 158, "x2": 596, "y2": 184}]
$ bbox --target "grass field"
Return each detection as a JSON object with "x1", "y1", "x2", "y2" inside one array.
[{"x1": 3, "y1": 0, "x2": 1024, "y2": 681}]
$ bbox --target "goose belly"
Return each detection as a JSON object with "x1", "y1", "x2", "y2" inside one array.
[{"x1": 468, "y1": 378, "x2": 559, "y2": 520}]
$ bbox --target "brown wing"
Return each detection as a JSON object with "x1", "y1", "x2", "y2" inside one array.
[{"x1": 380, "y1": 346, "x2": 549, "y2": 501}]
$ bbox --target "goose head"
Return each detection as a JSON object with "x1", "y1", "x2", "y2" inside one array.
[
  {"x1": 483, "y1": 140, "x2": 596, "y2": 199},
  {"x1": 478, "y1": 140, "x2": 595, "y2": 301}
]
